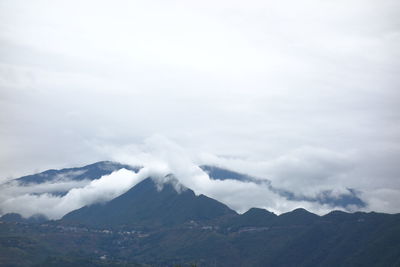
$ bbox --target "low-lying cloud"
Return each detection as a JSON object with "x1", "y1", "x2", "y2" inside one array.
[
  {"x1": 0, "y1": 169, "x2": 144, "y2": 219},
  {"x1": 0, "y1": 136, "x2": 399, "y2": 220}
]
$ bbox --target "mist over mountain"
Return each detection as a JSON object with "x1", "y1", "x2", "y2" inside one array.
[
  {"x1": 201, "y1": 165, "x2": 366, "y2": 210},
  {"x1": 16, "y1": 161, "x2": 141, "y2": 185},
  {"x1": 61, "y1": 176, "x2": 236, "y2": 228},
  {"x1": 0, "y1": 161, "x2": 369, "y2": 220},
  {"x1": 1, "y1": 163, "x2": 399, "y2": 266}
]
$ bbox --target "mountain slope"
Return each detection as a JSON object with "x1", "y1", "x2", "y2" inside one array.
[
  {"x1": 2, "y1": 209, "x2": 400, "y2": 267},
  {"x1": 273, "y1": 208, "x2": 320, "y2": 226},
  {"x1": 16, "y1": 161, "x2": 141, "y2": 185},
  {"x1": 221, "y1": 208, "x2": 277, "y2": 230},
  {"x1": 61, "y1": 177, "x2": 236, "y2": 228},
  {"x1": 200, "y1": 165, "x2": 366, "y2": 209},
  {"x1": 200, "y1": 165, "x2": 259, "y2": 183}
]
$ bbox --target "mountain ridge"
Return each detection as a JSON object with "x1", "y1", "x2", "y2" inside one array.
[
  {"x1": 1, "y1": 163, "x2": 400, "y2": 266},
  {"x1": 15, "y1": 161, "x2": 141, "y2": 185},
  {"x1": 3, "y1": 161, "x2": 366, "y2": 211},
  {"x1": 61, "y1": 176, "x2": 237, "y2": 229}
]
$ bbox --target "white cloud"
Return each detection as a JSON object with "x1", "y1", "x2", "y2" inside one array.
[
  {"x1": 0, "y1": 179, "x2": 90, "y2": 197},
  {"x1": 103, "y1": 137, "x2": 372, "y2": 214},
  {"x1": 1, "y1": 135, "x2": 398, "y2": 219},
  {"x1": 0, "y1": 168, "x2": 146, "y2": 219},
  {"x1": 363, "y1": 188, "x2": 400, "y2": 214}
]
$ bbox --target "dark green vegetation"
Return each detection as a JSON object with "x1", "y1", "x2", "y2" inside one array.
[
  {"x1": 62, "y1": 178, "x2": 235, "y2": 229},
  {"x1": 1, "y1": 208, "x2": 400, "y2": 266},
  {"x1": 1, "y1": 163, "x2": 399, "y2": 266}
]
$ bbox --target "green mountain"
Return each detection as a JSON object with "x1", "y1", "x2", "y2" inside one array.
[
  {"x1": 61, "y1": 177, "x2": 236, "y2": 229},
  {"x1": 1, "y1": 163, "x2": 400, "y2": 266}
]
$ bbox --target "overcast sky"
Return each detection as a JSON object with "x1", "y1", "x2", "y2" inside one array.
[{"x1": 1, "y1": 0, "x2": 399, "y2": 214}]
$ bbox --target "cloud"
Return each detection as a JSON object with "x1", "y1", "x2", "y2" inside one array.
[
  {"x1": 0, "y1": 168, "x2": 148, "y2": 219},
  {"x1": 103, "y1": 136, "x2": 371, "y2": 214},
  {"x1": 0, "y1": 136, "x2": 361, "y2": 219},
  {"x1": 0, "y1": 136, "x2": 396, "y2": 219},
  {"x1": 362, "y1": 188, "x2": 400, "y2": 214},
  {"x1": 1, "y1": 179, "x2": 90, "y2": 196}
]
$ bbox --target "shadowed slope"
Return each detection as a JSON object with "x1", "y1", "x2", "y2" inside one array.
[{"x1": 61, "y1": 177, "x2": 236, "y2": 228}]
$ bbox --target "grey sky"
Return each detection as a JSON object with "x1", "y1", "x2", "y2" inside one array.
[{"x1": 1, "y1": 0, "x2": 399, "y2": 214}]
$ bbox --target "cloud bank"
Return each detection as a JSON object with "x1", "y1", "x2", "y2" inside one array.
[
  {"x1": 0, "y1": 136, "x2": 398, "y2": 219},
  {"x1": 0, "y1": 168, "x2": 151, "y2": 219}
]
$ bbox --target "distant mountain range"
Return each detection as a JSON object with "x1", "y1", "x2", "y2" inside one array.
[
  {"x1": 200, "y1": 165, "x2": 366, "y2": 208},
  {"x1": 15, "y1": 161, "x2": 141, "y2": 185},
  {"x1": 11, "y1": 161, "x2": 366, "y2": 209},
  {"x1": 0, "y1": 162, "x2": 399, "y2": 266}
]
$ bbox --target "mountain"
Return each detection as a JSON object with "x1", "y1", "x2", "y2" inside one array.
[
  {"x1": 2, "y1": 208, "x2": 400, "y2": 266},
  {"x1": 0, "y1": 213, "x2": 47, "y2": 224},
  {"x1": 61, "y1": 177, "x2": 236, "y2": 228},
  {"x1": 16, "y1": 161, "x2": 141, "y2": 185},
  {"x1": 201, "y1": 165, "x2": 366, "y2": 209},
  {"x1": 7, "y1": 162, "x2": 365, "y2": 211},
  {"x1": 1, "y1": 162, "x2": 400, "y2": 266},
  {"x1": 200, "y1": 165, "x2": 260, "y2": 183},
  {"x1": 240, "y1": 207, "x2": 277, "y2": 224},
  {"x1": 273, "y1": 208, "x2": 319, "y2": 226}
]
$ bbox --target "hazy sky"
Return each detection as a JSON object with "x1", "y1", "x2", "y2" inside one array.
[{"x1": 1, "y1": 0, "x2": 399, "y2": 213}]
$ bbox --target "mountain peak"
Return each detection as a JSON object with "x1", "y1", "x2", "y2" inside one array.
[
  {"x1": 151, "y1": 174, "x2": 189, "y2": 194},
  {"x1": 244, "y1": 207, "x2": 276, "y2": 217},
  {"x1": 61, "y1": 176, "x2": 236, "y2": 228},
  {"x1": 291, "y1": 207, "x2": 312, "y2": 213},
  {"x1": 275, "y1": 208, "x2": 319, "y2": 226}
]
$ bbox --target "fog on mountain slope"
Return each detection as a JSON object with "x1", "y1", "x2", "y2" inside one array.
[
  {"x1": 0, "y1": 161, "x2": 370, "y2": 220},
  {"x1": 2, "y1": 173, "x2": 400, "y2": 267},
  {"x1": 61, "y1": 177, "x2": 236, "y2": 228}
]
